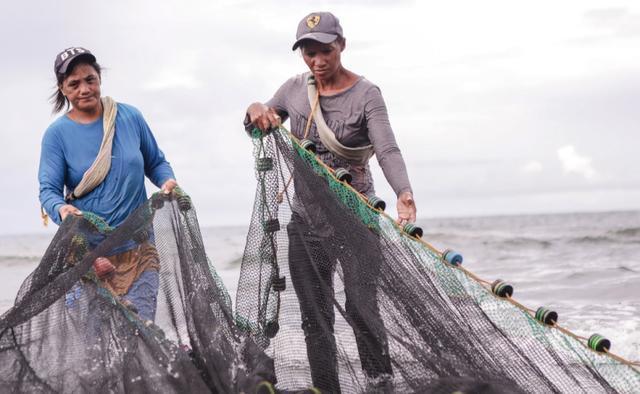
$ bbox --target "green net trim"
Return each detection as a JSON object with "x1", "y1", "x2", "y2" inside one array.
[
  {"x1": 172, "y1": 186, "x2": 188, "y2": 198},
  {"x1": 276, "y1": 127, "x2": 640, "y2": 383},
  {"x1": 82, "y1": 211, "x2": 113, "y2": 234},
  {"x1": 286, "y1": 132, "x2": 381, "y2": 231}
]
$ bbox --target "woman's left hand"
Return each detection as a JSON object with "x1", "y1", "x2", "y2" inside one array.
[
  {"x1": 161, "y1": 178, "x2": 178, "y2": 194},
  {"x1": 396, "y1": 191, "x2": 417, "y2": 226}
]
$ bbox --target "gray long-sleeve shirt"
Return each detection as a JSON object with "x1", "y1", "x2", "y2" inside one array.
[{"x1": 265, "y1": 72, "x2": 412, "y2": 197}]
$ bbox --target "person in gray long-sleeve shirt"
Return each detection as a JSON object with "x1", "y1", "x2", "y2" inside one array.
[
  {"x1": 248, "y1": 35, "x2": 416, "y2": 224},
  {"x1": 245, "y1": 12, "x2": 416, "y2": 392},
  {"x1": 263, "y1": 73, "x2": 414, "y2": 201}
]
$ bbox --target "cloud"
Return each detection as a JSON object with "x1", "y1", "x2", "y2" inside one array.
[
  {"x1": 584, "y1": 7, "x2": 629, "y2": 24},
  {"x1": 522, "y1": 161, "x2": 543, "y2": 174},
  {"x1": 142, "y1": 51, "x2": 201, "y2": 91},
  {"x1": 583, "y1": 6, "x2": 640, "y2": 39},
  {"x1": 3, "y1": 1, "x2": 640, "y2": 235},
  {"x1": 557, "y1": 145, "x2": 596, "y2": 179},
  {"x1": 144, "y1": 74, "x2": 199, "y2": 91}
]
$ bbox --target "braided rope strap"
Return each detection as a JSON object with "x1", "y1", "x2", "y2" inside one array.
[
  {"x1": 306, "y1": 74, "x2": 374, "y2": 165},
  {"x1": 66, "y1": 96, "x2": 118, "y2": 201}
]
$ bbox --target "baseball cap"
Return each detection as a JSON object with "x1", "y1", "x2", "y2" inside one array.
[
  {"x1": 292, "y1": 12, "x2": 343, "y2": 51},
  {"x1": 54, "y1": 47, "x2": 96, "y2": 75}
]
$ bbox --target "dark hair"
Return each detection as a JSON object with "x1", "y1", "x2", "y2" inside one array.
[{"x1": 49, "y1": 58, "x2": 102, "y2": 114}]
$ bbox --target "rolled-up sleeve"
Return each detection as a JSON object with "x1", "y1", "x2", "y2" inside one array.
[
  {"x1": 38, "y1": 129, "x2": 66, "y2": 225},
  {"x1": 365, "y1": 86, "x2": 413, "y2": 196}
]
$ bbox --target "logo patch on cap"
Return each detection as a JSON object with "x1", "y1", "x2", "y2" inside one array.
[
  {"x1": 60, "y1": 47, "x2": 87, "y2": 62},
  {"x1": 306, "y1": 15, "x2": 320, "y2": 29}
]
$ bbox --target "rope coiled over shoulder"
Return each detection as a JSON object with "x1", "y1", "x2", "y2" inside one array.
[
  {"x1": 306, "y1": 75, "x2": 374, "y2": 165},
  {"x1": 66, "y1": 96, "x2": 117, "y2": 202}
]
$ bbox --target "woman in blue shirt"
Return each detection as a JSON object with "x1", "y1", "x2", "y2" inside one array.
[{"x1": 38, "y1": 47, "x2": 177, "y2": 321}]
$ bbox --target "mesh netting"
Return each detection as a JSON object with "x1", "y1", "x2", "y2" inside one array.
[
  {"x1": 0, "y1": 191, "x2": 274, "y2": 393},
  {"x1": 2, "y1": 127, "x2": 639, "y2": 393},
  {"x1": 235, "y1": 127, "x2": 640, "y2": 393}
]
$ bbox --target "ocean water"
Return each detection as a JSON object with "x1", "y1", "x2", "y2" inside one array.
[
  {"x1": 1, "y1": 211, "x2": 638, "y2": 361},
  {"x1": 422, "y1": 210, "x2": 640, "y2": 361}
]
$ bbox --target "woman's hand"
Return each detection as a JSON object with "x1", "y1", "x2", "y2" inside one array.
[
  {"x1": 161, "y1": 178, "x2": 178, "y2": 194},
  {"x1": 59, "y1": 204, "x2": 83, "y2": 221},
  {"x1": 247, "y1": 103, "x2": 281, "y2": 131},
  {"x1": 396, "y1": 191, "x2": 416, "y2": 226}
]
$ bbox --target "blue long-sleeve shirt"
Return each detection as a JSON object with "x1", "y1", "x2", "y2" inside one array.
[{"x1": 39, "y1": 103, "x2": 175, "y2": 227}]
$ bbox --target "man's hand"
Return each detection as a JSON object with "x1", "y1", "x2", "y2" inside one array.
[
  {"x1": 247, "y1": 103, "x2": 281, "y2": 131},
  {"x1": 396, "y1": 191, "x2": 417, "y2": 226}
]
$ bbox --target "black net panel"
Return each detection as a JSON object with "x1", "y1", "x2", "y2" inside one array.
[
  {"x1": 2, "y1": 127, "x2": 638, "y2": 393},
  {"x1": 0, "y1": 191, "x2": 274, "y2": 393},
  {"x1": 235, "y1": 128, "x2": 640, "y2": 393}
]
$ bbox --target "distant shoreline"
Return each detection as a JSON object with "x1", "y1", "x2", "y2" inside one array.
[{"x1": 2, "y1": 208, "x2": 639, "y2": 238}]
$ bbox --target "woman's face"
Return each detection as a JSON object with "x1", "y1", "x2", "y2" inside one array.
[
  {"x1": 60, "y1": 63, "x2": 101, "y2": 113},
  {"x1": 301, "y1": 39, "x2": 344, "y2": 81}
]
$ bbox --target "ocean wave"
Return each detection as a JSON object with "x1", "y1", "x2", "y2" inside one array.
[
  {"x1": 423, "y1": 232, "x2": 459, "y2": 239},
  {"x1": 0, "y1": 255, "x2": 40, "y2": 264},
  {"x1": 609, "y1": 227, "x2": 640, "y2": 238},
  {"x1": 500, "y1": 237, "x2": 553, "y2": 248},
  {"x1": 617, "y1": 265, "x2": 639, "y2": 273},
  {"x1": 566, "y1": 235, "x2": 617, "y2": 244},
  {"x1": 426, "y1": 232, "x2": 554, "y2": 247},
  {"x1": 562, "y1": 227, "x2": 640, "y2": 245},
  {"x1": 415, "y1": 230, "x2": 636, "y2": 249}
]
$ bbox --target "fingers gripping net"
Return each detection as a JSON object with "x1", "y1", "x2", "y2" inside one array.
[
  {"x1": 0, "y1": 191, "x2": 274, "y2": 393},
  {"x1": 236, "y1": 127, "x2": 640, "y2": 393}
]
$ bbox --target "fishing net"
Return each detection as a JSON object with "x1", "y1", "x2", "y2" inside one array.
[
  {"x1": 0, "y1": 190, "x2": 275, "y2": 393},
  {"x1": 2, "y1": 128, "x2": 638, "y2": 394},
  {"x1": 236, "y1": 127, "x2": 640, "y2": 393}
]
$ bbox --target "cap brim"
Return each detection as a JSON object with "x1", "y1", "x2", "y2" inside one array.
[
  {"x1": 57, "y1": 53, "x2": 96, "y2": 74},
  {"x1": 292, "y1": 32, "x2": 339, "y2": 50}
]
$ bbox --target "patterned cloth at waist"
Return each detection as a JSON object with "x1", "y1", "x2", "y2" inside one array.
[{"x1": 102, "y1": 241, "x2": 160, "y2": 296}]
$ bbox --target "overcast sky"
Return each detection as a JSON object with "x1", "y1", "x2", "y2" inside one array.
[{"x1": 1, "y1": 0, "x2": 639, "y2": 235}]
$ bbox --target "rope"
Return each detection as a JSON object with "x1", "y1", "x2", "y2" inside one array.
[
  {"x1": 66, "y1": 96, "x2": 118, "y2": 201},
  {"x1": 40, "y1": 207, "x2": 49, "y2": 227},
  {"x1": 275, "y1": 89, "x2": 319, "y2": 203},
  {"x1": 275, "y1": 125, "x2": 640, "y2": 371},
  {"x1": 306, "y1": 75, "x2": 374, "y2": 164},
  {"x1": 284, "y1": 126, "x2": 440, "y2": 254},
  {"x1": 40, "y1": 97, "x2": 117, "y2": 226},
  {"x1": 304, "y1": 88, "x2": 319, "y2": 139}
]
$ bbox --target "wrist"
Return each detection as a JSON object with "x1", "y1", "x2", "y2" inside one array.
[
  {"x1": 247, "y1": 103, "x2": 265, "y2": 119},
  {"x1": 398, "y1": 190, "x2": 413, "y2": 199}
]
